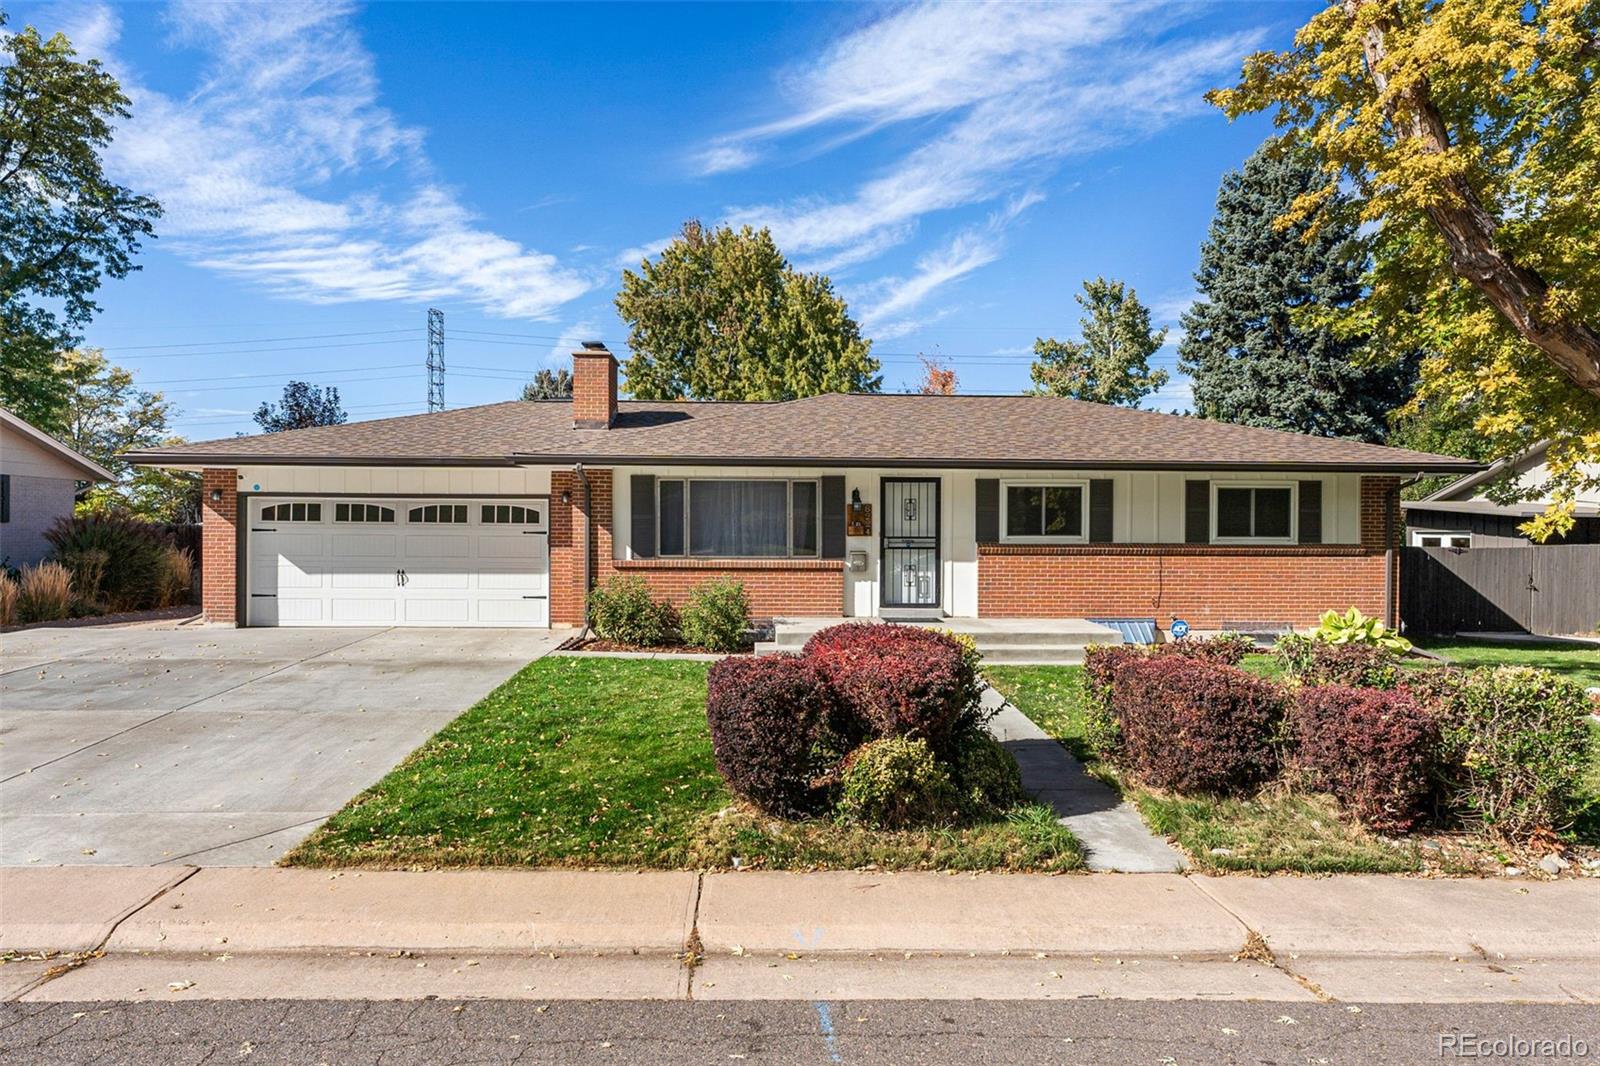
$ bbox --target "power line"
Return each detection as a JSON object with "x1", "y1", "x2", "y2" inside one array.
[
  {"x1": 120, "y1": 339, "x2": 423, "y2": 360},
  {"x1": 105, "y1": 329, "x2": 421, "y2": 351},
  {"x1": 139, "y1": 363, "x2": 414, "y2": 386}
]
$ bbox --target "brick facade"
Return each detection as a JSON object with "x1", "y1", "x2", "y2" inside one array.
[
  {"x1": 200, "y1": 468, "x2": 238, "y2": 624},
  {"x1": 571, "y1": 348, "x2": 618, "y2": 429},
  {"x1": 976, "y1": 476, "x2": 1404, "y2": 629}
]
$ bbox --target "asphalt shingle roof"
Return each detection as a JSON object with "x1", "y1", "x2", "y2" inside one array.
[{"x1": 127, "y1": 393, "x2": 1480, "y2": 473}]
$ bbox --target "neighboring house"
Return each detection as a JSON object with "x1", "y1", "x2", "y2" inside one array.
[
  {"x1": 0, "y1": 407, "x2": 114, "y2": 568},
  {"x1": 127, "y1": 343, "x2": 1478, "y2": 632},
  {"x1": 1403, "y1": 442, "x2": 1600, "y2": 548}
]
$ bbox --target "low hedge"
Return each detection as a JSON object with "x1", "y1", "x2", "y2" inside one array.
[
  {"x1": 1110, "y1": 656, "x2": 1285, "y2": 795},
  {"x1": 1291, "y1": 685, "x2": 1440, "y2": 833},
  {"x1": 1275, "y1": 634, "x2": 1400, "y2": 689},
  {"x1": 705, "y1": 654, "x2": 834, "y2": 818}
]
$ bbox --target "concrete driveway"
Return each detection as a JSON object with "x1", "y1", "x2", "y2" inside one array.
[{"x1": 0, "y1": 626, "x2": 561, "y2": 866}]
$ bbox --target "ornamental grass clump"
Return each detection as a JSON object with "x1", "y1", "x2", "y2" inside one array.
[
  {"x1": 15, "y1": 561, "x2": 73, "y2": 624},
  {"x1": 44, "y1": 514, "x2": 167, "y2": 612}
]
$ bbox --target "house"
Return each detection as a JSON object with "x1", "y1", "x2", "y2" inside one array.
[
  {"x1": 126, "y1": 343, "x2": 1479, "y2": 632},
  {"x1": 0, "y1": 407, "x2": 114, "y2": 568},
  {"x1": 1403, "y1": 442, "x2": 1600, "y2": 548}
]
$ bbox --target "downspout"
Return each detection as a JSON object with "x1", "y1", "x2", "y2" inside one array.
[{"x1": 575, "y1": 462, "x2": 593, "y2": 636}]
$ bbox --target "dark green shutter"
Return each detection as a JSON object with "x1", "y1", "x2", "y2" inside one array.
[
  {"x1": 1089, "y1": 479, "x2": 1114, "y2": 543},
  {"x1": 0, "y1": 474, "x2": 9, "y2": 524},
  {"x1": 1185, "y1": 480, "x2": 1210, "y2": 544},
  {"x1": 630, "y1": 475, "x2": 656, "y2": 558},
  {"x1": 1298, "y1": 480, "x2": 1323, "y2": 544},
  {"x1": 975, "y1": 478, "x2": 999, "y2": 542},
  {"x1": 821, "y1": 476, "x2": 846, "y2": 558}
]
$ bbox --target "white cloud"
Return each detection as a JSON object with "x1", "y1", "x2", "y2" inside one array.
[
  {"x1": 705, "y1": 3, "x2": 1260, "y2": 274},
  {"x1": 694, "y1": 143, "x2": 762, "y2": 175},
  {"x1": 50, "y1": 1, "x2": 589, "y2": 319}
]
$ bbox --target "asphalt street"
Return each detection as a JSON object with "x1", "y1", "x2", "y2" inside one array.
[{"x1": 3, "y1": 999, "x2": 1598, "y2": 1065}]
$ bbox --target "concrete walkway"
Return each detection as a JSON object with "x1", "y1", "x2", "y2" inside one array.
[
  {"x1": 982, "y1": 685, "x2": 1184, "y2": 873},
  {"x1": 3, "y1": 867, "x2": 1597, "y2": 1004}
]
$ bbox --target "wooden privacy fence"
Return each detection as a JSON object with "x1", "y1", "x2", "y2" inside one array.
[{"x1": 1402, "y1": 544, "x2": 1600, "y2": 636}]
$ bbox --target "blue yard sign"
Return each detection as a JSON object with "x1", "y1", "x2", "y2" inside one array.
[{"x1": 1170, "y1": 619, "x2": 1191, "y2": 640}]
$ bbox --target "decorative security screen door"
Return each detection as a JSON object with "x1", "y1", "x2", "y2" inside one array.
[{"x1": 881, "y1": 478, "x2": 940, "y2": 608}]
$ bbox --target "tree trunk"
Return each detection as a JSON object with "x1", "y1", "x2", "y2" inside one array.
[{"x1": 1345, "y1": 0, "x2": 1600, "y2": 398}]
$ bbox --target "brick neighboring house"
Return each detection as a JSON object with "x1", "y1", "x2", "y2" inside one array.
[
  {"x1": 127, "y1": 343, "x2": 1479, "y2": 632},
  {"x1": 1, "y1": 407, "x2": 113, "y2": 568}
]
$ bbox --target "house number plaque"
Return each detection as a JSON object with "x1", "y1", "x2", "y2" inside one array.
[{"x1": 847, "y1": 501, "x2": 872, "y2": 537}]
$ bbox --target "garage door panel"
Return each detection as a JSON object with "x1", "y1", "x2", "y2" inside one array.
[
  {"x1": 333, "y1": 533, "x2": 397, "y2": 559},
  {"x1": 478, "y1": 536, "x2": 543, "y2": 560},
  {"x1": 403, "y1": 569, "x2": 470, "y2": 590},
  {"x1": 404, "y1": 598, "x2": 470, "y2": 624},
  {"x1": 330, "y1": 569, "x2": 399, "y2": 590},
  {"x1": 276, "y1": 597, "x2": 325, "y2": 623},
  {"x1": 479, "y1": 598, "x2": 549, "y2": 625},
  {"x1": 477, "y1": 569, "x2": 546, "y2": 592},
  {"x1": 404, "y1": 534, "x2": 469, "y2": 557},
  {"x1": 331, "y1": 597, "x2": 396, "y2": 623},
  {"x1": 273, "y1": 563, "x2": 325, "y2": 589},
  {"x1": 261, "y1": 532, "x2": 325, "y2": 555}
]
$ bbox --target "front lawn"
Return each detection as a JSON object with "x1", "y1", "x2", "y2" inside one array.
[
  {"x1": 287, "y1": 656, "x2": 1083, "y2": 872},
  {"x1": 987, "y1": 660, "x2": 1600, "y2": 874},
  {"x1": 1411, "y1": 637, "x2": 1600, "y2": 688}
]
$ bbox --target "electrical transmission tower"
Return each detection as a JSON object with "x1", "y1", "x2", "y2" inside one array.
[{"x1": 426, "y1": 307, "x2": 445, "y2": 412}]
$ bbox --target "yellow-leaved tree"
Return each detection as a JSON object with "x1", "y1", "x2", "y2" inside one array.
[{"x1": 1211, "y1": 0, "x2": 1600, "y2": 539}]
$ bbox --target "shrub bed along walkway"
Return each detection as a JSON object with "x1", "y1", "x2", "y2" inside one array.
[{"x1": 982, "y1": 685, "x2": 1184, "y2": 872}]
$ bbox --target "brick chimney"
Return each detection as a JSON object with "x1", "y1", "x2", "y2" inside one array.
[{"x1": 571, "y1": 341, "x2": 617, "y2": 429}]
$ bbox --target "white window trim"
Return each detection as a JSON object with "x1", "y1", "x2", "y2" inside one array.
[
  {"x1": 1210, "y1": 481, "x2": 1298, "y2": 545},
  {"x1": 999, "y1": 479, "x2": 1090, "y2": 544},
  {"x1": 655, "y1": 477, "x2": 822, "y2": 559},
  {"x1": 1410, "y1": 529, "x2": 1472, "y2": 548}
]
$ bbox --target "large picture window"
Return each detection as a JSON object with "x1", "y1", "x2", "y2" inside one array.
[
  {"x1": 657, "y1": 479, "x2": 820, "y2": 558},
  {"x1": 1002, "y1": 482, "x2": 1086, "y2": 541},
  {"x1": 1213, "y1": 484, "x2": 1294, "y2": 542}
]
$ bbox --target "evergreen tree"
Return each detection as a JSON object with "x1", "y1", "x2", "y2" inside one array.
[
  {"x1": 615, "y1": 221, "x2": 879, "y2": 400},
  {"x1": 1029, "y1": 278, "x2": 1168, "y2": 407},
  {"x1": 1179, "y1": 141, "x2": 1415, "y2": 442}
]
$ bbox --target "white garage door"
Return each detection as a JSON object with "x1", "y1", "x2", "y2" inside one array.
[{"x1": 247, "y1": 497, "x2": 549, "y2": 627}]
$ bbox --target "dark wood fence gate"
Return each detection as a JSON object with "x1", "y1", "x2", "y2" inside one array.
[{"x1": 1402, "y1": 544, "x2": 1600, "y2": 636}]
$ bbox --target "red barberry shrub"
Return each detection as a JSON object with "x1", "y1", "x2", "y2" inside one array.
[
  {"x1": 705, "y1": 654, "x2": 834, "y2": 818},
  {"x1": 1290, "y1": 685, "x2": 1441, "y2": 833}
]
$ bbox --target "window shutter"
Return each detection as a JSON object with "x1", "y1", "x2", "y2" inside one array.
[
  {"x1": 821, "y1": 476, "x2": 846, "y2": 558},
  {"x1": 975, "y1": 479, "x2": 999, "y2": 542},
  {"x1": 1089, "y1": 479, "x2": 1114, "y2": 543},
  {"x1": 1185, "y1": 480, "x2": 1210, "y2": 544},
  {"x1": 630, "y1": 475, "x2": 656, "y2": 558},
  {"x1": 0, "y1": 474, "x2": 9, "y2": 524},
  {"x1": 1298, "y1": 480, "x2": 1323, "y2": 544}
]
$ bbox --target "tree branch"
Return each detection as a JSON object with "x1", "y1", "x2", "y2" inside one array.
[{"x1": 1345, "y1": 0, "x2": 1600, "y2": 398}]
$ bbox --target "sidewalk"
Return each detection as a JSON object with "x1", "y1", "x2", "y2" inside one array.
[{"x1": 3, "y1": 867, "x2": 1597, "y2": 1004}]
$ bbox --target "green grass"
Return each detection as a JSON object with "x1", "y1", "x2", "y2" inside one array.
[
  {"x1": 287, "y1": 655, "x2": 1083, "y2": 872},
  {"x1": 1410, "y1": 637, "x2": 1600, "y2": 687}
]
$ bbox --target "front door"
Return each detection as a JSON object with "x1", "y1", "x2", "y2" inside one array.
[{"x1": 881, "y1": 478, "x2": 940, "y2": 609}]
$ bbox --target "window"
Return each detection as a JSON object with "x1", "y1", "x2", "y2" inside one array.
[
  {"x1": 1411, "y1": 530, "x2": 1471, "y2": 549},
  {"x1": 260, "y1": 502, "x2": 322, "y2": 522},
  {"x1": 408, "y1": 503, "x2": 467, "y2": 524},
  {"x1": 1003, "y1": 483, "x2": 1086, "y2": 540},
  {"x1": 335, "y1": 503, "x2": 394, "y2": 523},
  {"x1": 1213, "y1": 485, "x2": 1294, "y2": 542},
  {"x1": 0, "y1": 473, "x2": 9, "y2": 524},
  {"x1": 656, "y1": 479, "x2": 819, "y2": 558},
  {"x1": 481, "y1": 504, "x2": 541, "y2": 525}
]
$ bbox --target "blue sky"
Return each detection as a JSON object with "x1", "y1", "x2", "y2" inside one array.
[{"x1": 14, "y1": 1, "x2": 1312, "y2": 440}]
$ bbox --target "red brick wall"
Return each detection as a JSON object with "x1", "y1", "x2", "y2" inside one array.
[
  {"x1": 977, "y1": 476, "x2": 1404, "y2": 629},
  {"x1": 550, "y1": 467, "x2": 614, "y2": 625},
  {"x1": 614, "y1": 559, "x2": 845, "y2": 619},
  {"x1": 201, "y1": 468, "x2": 238, "y2": 624}
]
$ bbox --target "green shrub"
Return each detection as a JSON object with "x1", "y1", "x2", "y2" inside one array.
[
  {"x1": 951, "y1": 729, "x2": 1026, "y2": 816},
  {"x1": 678, "y1": 578, "x2": 750, "y2": 652},
  {"x1": 836, "y1": 736, "x2": 960, "y2": 829},
  {"x1": 44, "y1": 514, "x2": 166, "y2": 612},
  {"x1": 1314, "y1": 606, "x2": 1412, "y2": 652},
  {"x1": 587, "y1": 575, "x2": 677, "y2": 646},
  {"x1": 15, "y1": 561, "x2": 73, "y2": 624},
  {"x1": 1436, "y1": 666, "x2": 1592, "y2": 838},
  {"x1": 1274, "y1": 633, "x2": 1400, "y2": 689}
]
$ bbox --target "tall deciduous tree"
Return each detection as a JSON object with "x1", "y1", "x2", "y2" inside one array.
[
  {"x1": 615, "y1": 221, "x2": 880, "y2": 400},
  {"x1": 0, "y1": 16, "x2": 161, "y2": 433},
  {"x1": 58, "y1": 348, "x2": 199, "y2": 523},
  {"x1": 1029, "y1": 278, "x2": 1169, "y2": 407},
  {"x1": 1209, "y1": 0, "x2": 1600, "y2": 537},
  {"x1": 253, "y1": 382, "x2": 347, "y2": 433},
  {"x1": 521, "y1": 366, "x2": 572, "y2": 400},
  {"x1": 916, "y1": 354, "x2": 957, "y2": 395},
  {"x1": 1180, "y1": 141, "x2": 1417, "y2": 442}
]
